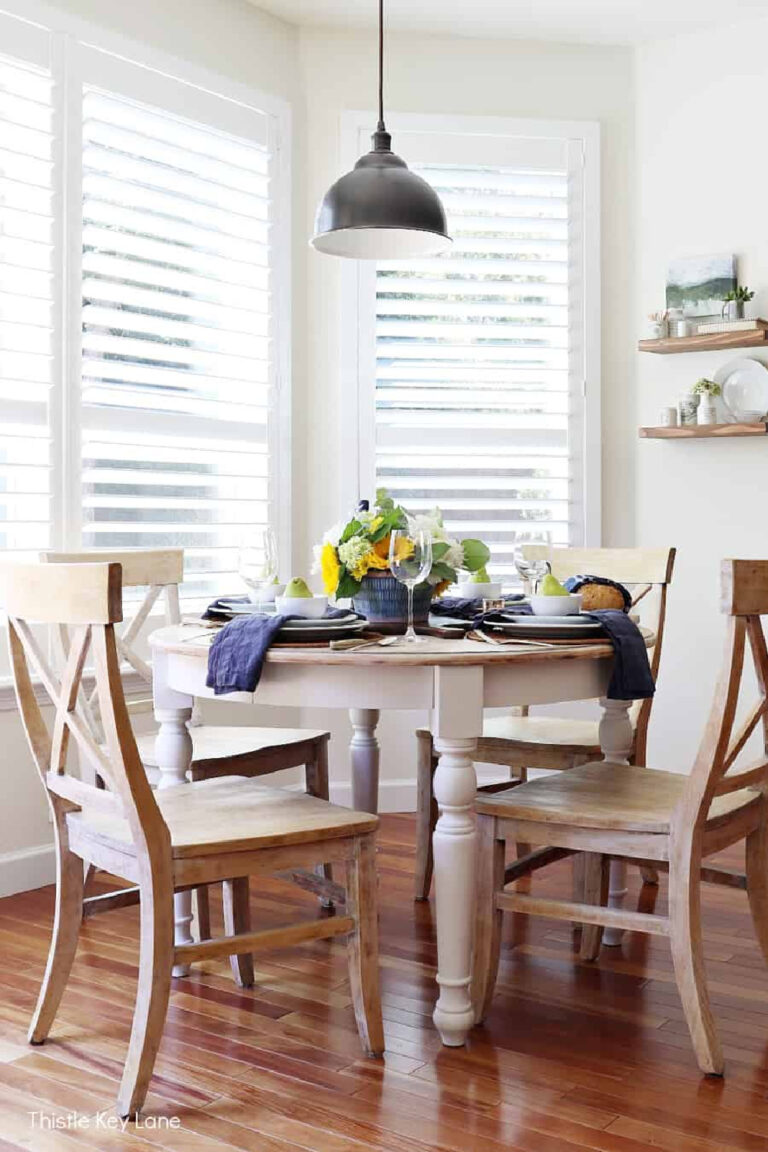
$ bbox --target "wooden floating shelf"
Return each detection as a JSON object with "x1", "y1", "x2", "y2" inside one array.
[
  {"x1": 638, "y1": 322, "x2": 768, "y2": 354},
  {"x1": 639, "y1": 423, "x2": 768, "y2": 440}
]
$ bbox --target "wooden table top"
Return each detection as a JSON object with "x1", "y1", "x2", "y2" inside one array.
[{"x1": 149, "y1": 623, "x2": 654, "y2": 669}]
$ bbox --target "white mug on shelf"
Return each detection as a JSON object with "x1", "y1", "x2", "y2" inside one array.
[{"x1": 658, "y1": 406, "x2": 678, "y2": 427}]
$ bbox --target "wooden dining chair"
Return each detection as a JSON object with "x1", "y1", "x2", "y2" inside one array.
[
  {"x1": 414, "y1": 545, "x2": 676, "y2": 899},
  {"x1": 471, "y1": 558, "x2": 768, "y2": 1076},
  {"x1": 40, "y1": 549, "x2": 335, "y2": 927},
  {"x1": 6, "y1": 561, "x2": 383, "y2": 1119}
]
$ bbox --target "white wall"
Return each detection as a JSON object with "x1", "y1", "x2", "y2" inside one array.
[
  {"x1": 635, "y1": 18, "x2": 768, "y2": 772},
  {"x1": 297, "y1": 28, "x2": 636, "y2": 806}
]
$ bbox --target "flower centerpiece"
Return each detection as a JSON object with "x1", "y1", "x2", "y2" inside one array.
[{"x1": 314, "y1": 489, "x2": 490, "y2": 632}]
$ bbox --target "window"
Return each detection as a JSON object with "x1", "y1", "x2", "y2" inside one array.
[
  {"x1": 0, "y1": 26, "x2": 55, "y2": 561},
  {"x1": 350, "y1": 118, "x2": 599, "y2": 580},
  {"x1": 0, "y1": 11, "x2": 290, "y2": 604}
]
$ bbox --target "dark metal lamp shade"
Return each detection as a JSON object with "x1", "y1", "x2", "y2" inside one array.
[{"x1": 311, "y1": 131, "x2": 452, "y2": 260}]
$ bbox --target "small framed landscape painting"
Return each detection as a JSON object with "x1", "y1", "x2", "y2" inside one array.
[{"x1": 666, "y1": 254, "x2": 736, "y2": 317}]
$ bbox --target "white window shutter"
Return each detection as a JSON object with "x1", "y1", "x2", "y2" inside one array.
[
  {"x1": 0, "y1": 39, "x2": 55, "y2": 560},
  {"x1": 77, "y1": 79, "x2": 275, "y2": 602},
  {"x1": 362, "y1": 128, "x2": 592, "y2": 580}
]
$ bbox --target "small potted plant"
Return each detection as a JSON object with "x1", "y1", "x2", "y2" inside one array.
[
  {"x1": 692, "y1": 378, "x2": 721, "y2": 425},
  {"x1": 722, "y1": 285, "x2": 755, "y2": 321},
  {"x1": 647, "y1": 310, "x2": 669, "y2": 339}
]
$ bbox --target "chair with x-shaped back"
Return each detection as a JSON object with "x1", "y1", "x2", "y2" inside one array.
[
  {"x1": 40, "y1": 548, "x2": 335, "y2": 933},
  {"x1": 472, "y1": 558, "x2": 768, "y2": 1076},
  {"x1": 7, "y1": 561, "x2": 382, "y2": 1118}
]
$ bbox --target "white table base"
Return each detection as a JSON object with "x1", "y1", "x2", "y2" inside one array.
[{"x1": 149, "y1": 632, "x2": 635, "y2": 1043}]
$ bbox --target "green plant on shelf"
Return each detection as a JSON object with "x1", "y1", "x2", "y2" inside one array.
[{"x1": 691, "y1": 378, "x2": 721, "y2": 397}]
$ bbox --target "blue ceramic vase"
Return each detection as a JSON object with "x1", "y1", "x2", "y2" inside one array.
[{"x1": 352, "y1": 571, "x2": 433, "y2": 634}]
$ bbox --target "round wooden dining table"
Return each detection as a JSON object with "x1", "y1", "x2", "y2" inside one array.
[{"x1": 149, "y1": 625, "x2": 644, "y2": 1048}]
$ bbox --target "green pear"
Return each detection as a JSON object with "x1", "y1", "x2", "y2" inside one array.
[
  {"x1": 285, "y1": 577, "x2": 312, "y2": 598},
  {"x1": 469, "y1": 566, "x2": 491, "y2": 583},
  {"x1": 539, "y1": 573, "x2": 569, "y2": 597}
]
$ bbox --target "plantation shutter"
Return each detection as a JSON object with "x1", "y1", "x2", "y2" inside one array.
[
  {"x1": 76, "y1": 50, "x2": 276, "y2": 601},
  {"x1": 0, "y1": 21, "x2": 56, "y2": 562},
  {"x1": 360, "y1": 128, "x2": 589, "y2": 581}
]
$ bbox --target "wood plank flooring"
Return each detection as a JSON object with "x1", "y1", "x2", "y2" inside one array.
[{"x1": 0, "y1": 814, "x2": 767, "y2": 1150}]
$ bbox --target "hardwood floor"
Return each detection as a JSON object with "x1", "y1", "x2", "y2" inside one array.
[{"x1": 1, "y1": 814, "x2": 768, "y2": 1150}]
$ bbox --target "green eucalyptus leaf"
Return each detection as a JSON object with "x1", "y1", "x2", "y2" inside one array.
[
  {"x1": 340, "y1": 518, "x2": 362, "y2": 543},
  {"x1": 336, "y1": 568, "x2": 362, "y2": 599},
  {"x1": 430, "y1": 562, "x2": 456, "y2": 581},
  {"x1": 461, "y1": 539, "x2": 491, "y2": 572},
  {"x1": 431, "y1": 541, "x2": 450, "y2": 561}
]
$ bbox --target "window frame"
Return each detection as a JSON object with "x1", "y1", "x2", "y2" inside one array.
[
  {"x1": 0, "y1": 0, "x2": 293, "y2": 578},
  {"x1": 338, "y1": 110, "x2": 601, "y2": 548}
]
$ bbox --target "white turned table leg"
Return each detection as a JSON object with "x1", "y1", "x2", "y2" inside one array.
[
  {"x1": 349, "y1": 709, "x2": 380, "y2": 814},
  {"x1": 432, "y1": 736, "x2": 479, "y2": 1045},
  {"x1": 598, "y1": 697, "x2": 633, "y2": 946},
  {"x1": 431, "y1": 665, "x2": 484, "y2": 1047},
  {"x1": 155, "y1": 708, "x2": 194, "y2": 976}
]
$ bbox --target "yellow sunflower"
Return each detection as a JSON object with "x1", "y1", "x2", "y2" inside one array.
[{"x1": 320, "y1": 542, "x2": 341, "y2": 595}]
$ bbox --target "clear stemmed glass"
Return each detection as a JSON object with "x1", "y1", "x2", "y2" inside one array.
[
  {"x1": 239, "y1": 527, "x2": 279, "y2": 601},
  {"x1": 513, "y1": 547, "x2": 549, "y2": 595},
  {"x1": 389, "y1": 528, "x2": 433, "y2": 644}
]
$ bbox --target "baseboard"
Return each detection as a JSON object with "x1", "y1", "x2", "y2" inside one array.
[
  {"x1": 0, "y1": 843, "x2": 55, "y2": 898},
  {"x1": 328, "y1": 771, "x2": 508, "y2": 814}
]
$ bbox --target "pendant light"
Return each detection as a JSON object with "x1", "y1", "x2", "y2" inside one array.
[{"x1": 310, "y1": 0, "x2": 452, "y2": 260}]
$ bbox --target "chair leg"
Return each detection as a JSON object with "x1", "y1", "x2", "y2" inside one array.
[
  {"x1": 195, "y1": 886, "x2": 211, "y2": 942},
  {"x1": 29, "y1": 821, "x2": 84, "y2": 1044},
  {"x1": 414, "y1": 732, "x2": 438, "y2": 901},
  {"x1": 345, "y1": 833, "x2": 384, "y2": 1057},
  {"x1": 746, "y1": 813, "x2": 768, "y2": 966},
  {"x1": 223, "y1": 877, "x2": 255, "y2": 989},
  {"x1": 306, "y1": 737, "x2": 334, "y2": 908},
  {"x1": 579, "y1": 853, "x2": 609, "y2": 961},
  {"x1": 117, "y1": 874, "x2": 174, "y2": 1119},
  {"x1": 471, "y1": 815, "x2": 505, "y2": 1024},
  {"x1": 668, "y1": 854, "x2": 723, "y2": 1076}
]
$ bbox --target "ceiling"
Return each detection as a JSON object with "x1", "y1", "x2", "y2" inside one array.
[{"x1": 251, "y1": 0, "x2": 767, "y2": 45}]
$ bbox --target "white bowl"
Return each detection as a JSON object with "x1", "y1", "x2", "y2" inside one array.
[
  {"x1": 457, "y1": 581, "x2": 503, "y2": 600},
  {"x1": 274, "y1": 593, "x2": 328, "y2": 618},
  {"x1": 529, "y1": 593, "x2": 582, "y2": 617},
  {"x1": 247, "y1": 582, "x2": 285, "y2": 605}
]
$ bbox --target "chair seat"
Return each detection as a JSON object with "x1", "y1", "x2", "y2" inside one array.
[
  {"x1": 480, "y1": 714, "x2": 603, "y2": 751},
  {"x1": 135, "y1": 725, "x2": 328, "y2": 768},
  {"x1": 68, "y1": 777, "x2": 377, "y2": 858},
  {"x1": 475, "y1": 761, "x2": 760, "y2": 833}
]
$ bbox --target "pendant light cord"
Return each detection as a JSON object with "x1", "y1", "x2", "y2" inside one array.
[{"x1": 377, "y1": 0, "x2": 385, "y2": 132}]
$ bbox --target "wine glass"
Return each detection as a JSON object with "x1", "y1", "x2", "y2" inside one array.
[
  {"x1": 239, "y1": 527, "x2": 279, "y2": 602},
  {"x1": 389, "y1": 528, "x2": 433, "y2": 644},
  {"x1": 513, "y1": 546, "x2": 550, "y2": 595}
]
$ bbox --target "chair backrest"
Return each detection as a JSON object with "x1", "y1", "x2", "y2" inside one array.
[
  {"x1": 522, "y1": 545, "x2": 676, "y2": 761},
  {"x1": 40, "y1": 549, "x2": 185, "y2": 740},
  {"x1": 679, "y1": 560, "x2": 768, "y2": 833},
  {"x1": 40, "y1": 549, "x2": 184, "y2": 686},
  {"x1": 5, "y1": 562, "x2": 170, "y2": 860}
]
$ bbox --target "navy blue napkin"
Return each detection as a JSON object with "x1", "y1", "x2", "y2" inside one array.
[
  {"x1": 430, "y1": 597, "x2": 653, "y2": 701},
  {"x1": 205, "y1": 605, "x2": 362, "y2": 696}
]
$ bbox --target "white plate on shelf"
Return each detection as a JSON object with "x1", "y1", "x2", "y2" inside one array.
[{"x1": 713, "y1": 358, "x2": 768, "y2": 423}]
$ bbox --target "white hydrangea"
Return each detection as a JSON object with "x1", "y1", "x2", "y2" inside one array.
[
  {"x1": 442, "y1": 541, "x2": 466, "y2": 570},
  {"x1": 338, "y1": 536, "x2": 371, "y2": 571}
]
